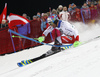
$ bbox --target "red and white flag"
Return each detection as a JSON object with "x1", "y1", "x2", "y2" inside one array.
[
  {"x1": 0, "y1": 3, "x2": 7, "y2": 24},
  {"x1": 8, "y1": 13, "x2": 30, "y2": 29}
]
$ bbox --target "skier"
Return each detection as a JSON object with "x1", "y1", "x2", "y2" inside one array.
[
  {"x1": 37, "y1": 19, "x2": 78, "y2": 51},
  {"x1": 18, "y1": 19, "x2": 79, "y2": 66},
  {"x1": 38, "y1": 19, "x2": 79, "y2": 51}
]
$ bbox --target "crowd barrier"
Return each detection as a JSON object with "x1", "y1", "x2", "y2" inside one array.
[
  {"x1": 0, "y1": 7, "x2": 100, "y2": 55},
  {"x1": 69, "y1": 7, "x2": 100, "y2": 23},
  {"x1": 0, "y1": 27, "x2": 14, "y2": 55},
  {"x1": 0, "y1": 20, "x2": 53, "y2": 55}
]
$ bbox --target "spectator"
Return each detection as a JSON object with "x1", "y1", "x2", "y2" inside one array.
[
  {"x1": 37, "y1": 16, "x2": 41, "y2": 22},
  {"x1": 37, "y1": 12, "x2": 41, "y2": 18},
  {"x1": 90, "y1": 3, "x2": 97, "y2": 20},
  {"x1": 22, "y1": 13, "x2": 27, "y2": 18},
  {"x1": 41, "y1": 13, "x2": 48, "y2": 31},
  {"x1": 97, "y1": 1, "x2": 100, "y2": 17},
  {"x1": 94, "y1": 1, "x2": 98, "y2": 5},
  {"x1": 27, "y1": 16, "x2": 31, "y2": 20},
  {"x1": 90, "y1": 3, "x2": 95, "y2": 10},
  {"x1": 0, "y1": 19, "x2": 7, "y2": 28},
  {"x1": 75, "y1": 8, "x2": 81, "y2": 21},
  {"x1": 69, "y1": 3, "x2": 77, "y2": 12},
  {"x1": 87, "y1": 1, "x2": 91, "y2": 7},
  {"x1": 42, "y1": 13, "x2": 48, "y2": 20},
  {"x1": 59, "y1": 6, "x2": 70, "y2": 21},
  {"x1": 41, "y1": 18, "x2": 47, "y2": 31},
  {"x1": 82, "y1": 3, "x2": 89, "y2": 8},
  {"x1": 33, "y1": 15, "x2": 37, "y2": 20},
  {"x1": 37, "y1": 12, "x2": 41, "y2": 22},
  {"x1": 68, "y1": 4, "x2": 72, "y2": 12},
  {"x1": 72, "y1": 3, "x2": 77, "y2": 8},
  {"x1": 6, "y1": 15, "x2": 10, "y2": 25},
  {"x1": 22, "y1": 13, "x2": 30, "y2": 20},
  {"x1": 68, "y1": 3, "x2": 77, "y2": 21},
  {"x1": 81, "y1": 3, "x2": 91, "y2": 23},
  {"x1": 37, "y1": 12, "x2": 41, "y2": 16},
  {"x1": 47, "y1": 12, "x2": 50, "y2": 16},
  {"x1": 57, "y1": 5, "x2": 63, "y2": 15},
  {"x1": 52, "y1": 9, "x2": 57, "y2": 15}
]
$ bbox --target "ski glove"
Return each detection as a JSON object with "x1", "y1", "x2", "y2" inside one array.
[
  {"x1": 38, "y1": 36, "x2": 45, "y2": 42},
  {"x1": 73, "y1": 41, "x2": 82, "y2": 47}
]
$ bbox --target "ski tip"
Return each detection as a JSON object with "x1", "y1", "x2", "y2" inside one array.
[{"x1": 17, "y1": 63, "x2": 24, "y2": 67}]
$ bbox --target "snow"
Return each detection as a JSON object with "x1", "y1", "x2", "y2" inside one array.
[{"x1": 0, "y1": 22, "x2": 100, "y2": 77}]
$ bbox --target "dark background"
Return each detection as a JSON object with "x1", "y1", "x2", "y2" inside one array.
[{"x1": 0, "y1": 0, "x2": 86, "y2": 18}]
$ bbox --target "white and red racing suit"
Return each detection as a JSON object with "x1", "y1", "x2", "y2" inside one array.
[{"x1": 42, "y1": 20, "x2": 79, "y2": 44}]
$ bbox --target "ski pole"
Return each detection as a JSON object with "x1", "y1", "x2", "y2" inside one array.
[{"x1": 12, "y1": 35, "x2": 39, "y2": 40}]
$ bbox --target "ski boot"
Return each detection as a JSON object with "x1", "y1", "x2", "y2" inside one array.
[{"x1": 51, "y1": 39, "x2": 62, "y2": 53}]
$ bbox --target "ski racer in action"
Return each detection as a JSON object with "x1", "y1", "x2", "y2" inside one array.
[
  {"x1": 39, "y1": 19, "x2": 79, "y2": 51},
  {"x1": 31, "y1": 19, "x2": 79, "y2": 60},
  {"x1": 18, "y1": 19, "x2": 79, "y2": 67}
]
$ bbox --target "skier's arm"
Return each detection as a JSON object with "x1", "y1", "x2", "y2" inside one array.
[
  {"x1": 42, "y1": 26, "x2": 54, "y2": 37},
  {"x1": 38, "y1": 26, "x2": 54, "y2": 42}
]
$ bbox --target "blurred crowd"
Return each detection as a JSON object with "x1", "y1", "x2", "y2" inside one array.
[{"x1": 0, "y1": 0, "x2": 100, "y2": 30}]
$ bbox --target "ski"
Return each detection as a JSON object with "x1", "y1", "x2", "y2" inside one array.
[
  {"x1": 17, "y1": 44, "x2": 74, "y2": 67},
  {"x1": 17, "y1": 49, "x2": 65, "y2": 67},
  {"x1": 17, "y1": 53, "x2": 48, "y2": 67}
]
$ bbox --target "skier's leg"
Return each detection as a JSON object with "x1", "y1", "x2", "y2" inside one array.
[
  {"x1": 61, "y1": 35, "x2": 79, "y2": 44},
  {"x1": 51, "y1": 38, "x2": 62, "y2": 52},
  {"x1": 51, "y1": 29, "x2": 62, "y2": 52}
]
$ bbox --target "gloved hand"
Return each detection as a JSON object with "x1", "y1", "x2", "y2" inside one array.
[
  {"x1": 73, "y1": 41, "x2": 82, "y2": 47},
  {"x1": 38, "y1": 36, "x2": 45, "y2": 42}
]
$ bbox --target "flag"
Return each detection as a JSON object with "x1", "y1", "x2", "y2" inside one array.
[
  {"x1": 0, "y1": 3, "x2": 7, "y2": 24},
  {"x1": 8, "y1": 13, "x2": 30, "y2": 29}
]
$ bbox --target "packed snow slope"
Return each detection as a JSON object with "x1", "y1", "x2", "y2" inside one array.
[{"x1": 0, "y1": 22, "x2": 100, "y2": 77}]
